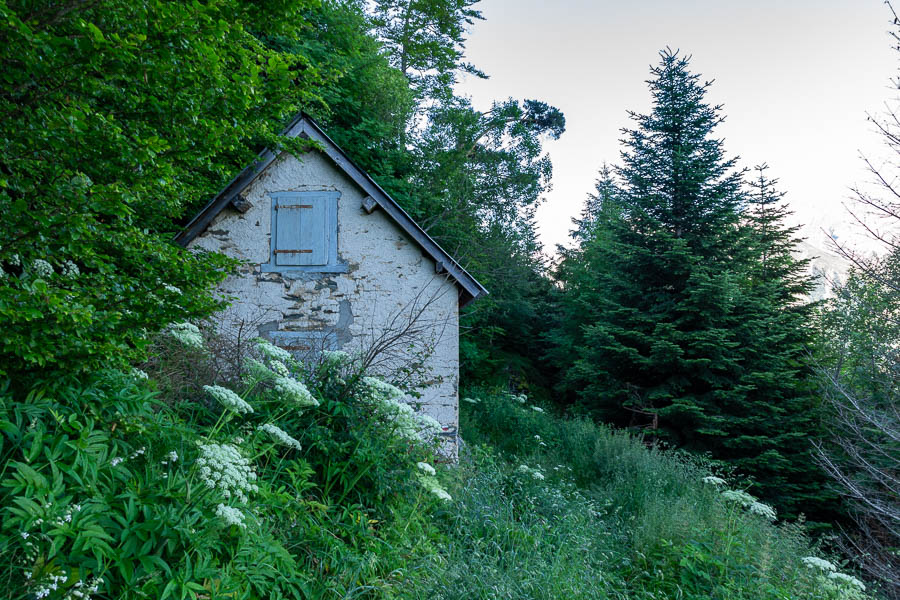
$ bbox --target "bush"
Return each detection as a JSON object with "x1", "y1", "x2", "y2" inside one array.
[{"x1": 0, "y1": 337, "x2": 449, "y2": 599}]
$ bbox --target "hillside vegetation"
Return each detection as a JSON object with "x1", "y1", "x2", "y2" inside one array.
[{"x1": 0, "y1": 334, "x2": 869, "y2": 599}]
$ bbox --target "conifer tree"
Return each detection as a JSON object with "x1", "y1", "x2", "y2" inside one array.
[{"x1": 557, "y1": 51, "x2": 831, "y2": 518}]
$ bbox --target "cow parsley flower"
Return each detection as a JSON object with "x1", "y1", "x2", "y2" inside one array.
[
  {"x1": 270, "y1": 360, "x2": 290, "y2": 377},
  {"x1": 61, "y1": 260, "x2": 80, "y2": 278},
  {"x1": 417, "y1": 473, "x2": 452, "y2": 502},
  {"x1": 721, "y1": 489, "x2": 756, "y2": 507},
  {"x1": 517, "y1": 464, "x2": 545, "y2": 480},
  {"x1": 162, "y1": 283, "x2": 182, "y2": 295},
  {"x1": 131, "y1": 368, "x2": 149, "y2": 380},
  {"x1": 828, "y1": 572, "x2": 865, "y2": 591},
  {"x1": 801, "y1": 556, "x2": 837, "y2": 572},
  {"x1": 243, "y1": 357, "x2": 275, "y2": 383},
  {"x1": 215, "y1": 503, "x2": 247, "y2": 529},
  {"x1": 168, "y1": 322, "x2": 204, "y2": 349},
  {"x1": 110, "y1": 457, "x2": 124, "y2": 467},
  {"x1": 9, "y1": 254, "x2": 20, "y2": 266},
  {"x1": 204, "y1": 385, "x2": 253, "y2": 414},
  {"x1": 258, "y1": 423, "x2": 302, "y2": 450},
  {"x1": 748, "y1": 501, "x2": 777, "y2": 521},
  {"x1": 30, "y1": 259, "x2": 53, "y2": 278},
  {"x1": 702, "y1": 476, "x2": 726, "y2": 486},
  {"x1": 364, "y1": 376, "x2": 405, "y2": 402},
  {"x1": 256, "y1": 339, "x2": 292, "y2": 362},
  {"x1": 431, "y1": 487, "x2": 452, "y2": 501},
  {"x1": 274, "y1": 376, "x2": 319, "y2": 407},
  {"x1": 416, "y1": 413, "x2": 442, "y2": 437},
  {"x1": 166, "y1": 451, "x2": 178, "y2": 463},
  {"x1": 417, "y1": 462, "x2": 436, "y2": 476},
  {"x1": 196, "y1": 443, "x2": 258, "y2": 503},
  {"x1": 322, "y1": 349, "x2": 350, "y2": 366},
  {"x1": 462, "y1": 397, "x2": 479, "y2": 404},
  {"x1": 531, "y1": 405, "x2": 544, "y2": 413}
]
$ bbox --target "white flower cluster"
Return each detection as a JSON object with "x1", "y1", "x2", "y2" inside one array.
[
  {"x1": 33, "y1": 573, "x2": 66, "y2": 599},
  {"x1": 747, "y1": 501, "x2": 777, "y2": 521},
  {"x1": 244, "y1": 357, "x2": 275, "y2": 383},
  {"x1": 259, "y1": 423, "x2": 302, "y2": 450},
  {"x1": 61, "y1": 260, "x2": 80, "y2": 278},
  {"x1": 702, "y1": 475, "x2": 726, "y2": 486},
  {"x1": 204, "y1": 385, "x2": 253, "y2": 414},
  {"x1": 31, "y1": 259, "x2": 53, "y2": 278},
  {"x1": 416, "y1": 461, "x2": 436, "y2": 476},
  {"x1": 131, "y1": 368, "x2": 149, "y2": 380},
  {"x1": 165, "y1": 451, "x2": 178, "y2": 463},
  {"x1": 270, "y1": 360, "x2": 290, "y2": 377},
  {"x1": 256, "y1": 339, "x2": 292, "y2": 362},
  {"x1": 531, "y1": 405, "x2": 544, "y2": 413},
  {"x1": 828, "y1": 572, "x2": 866, "y2": 591},
  {"x1": 417, "y1": 473, "x2": 452, "y2": 502},
  {"x1": 274, "y1": 376, "x2": 319, "y2": 408},
  {"x1": 517, "y1": 464, "x2": 545, "y2": 481},
  {"x1": 163, "y1": 283, "x2": 182, "y2": 295},
  {"x1": 321, "y1": 349, "x2": 350, "y2": 366},
  {"x1": 215, "y1": 503, "x2": 247, "y2": 529},
  {"x1": 721, "y1": 489, "x2": 756, "y2": 507},
  {"x1": 364, "y1": 376, "x2": 405, "y2": 402},
  {"x1": 721, "y1": 488, "x2": 776, "y2": 521},
  {"x1": 168, "y1": 322, "x2": 204, "y2": 349},
  {"x1": 10, "y1": 254, "x2": 20, "y2": 266},
  {"x1": 534, "y1": 434, "x2": 547, "y2": 447},
  {"x1": 802, "y1": 556, "x2": 866, "y2": 592},
  {"x1": 365, "y1": 376, "x2": 442, "y2": 442},
  {"x1": 196, "y1": 443, "x2": 258, "y2": 503},
  {"x1": 66, "y1": 576, "x2": 102, "y2": 599},
  {"x1": 802, "y1": 556, "x2": 837, "y2": 572},
  {"x1": 511, "y1": 393, "x2": 527, "y2": 404},
  {"x1": 461, "y1": 397, "x2": 479, "y2": 404}
]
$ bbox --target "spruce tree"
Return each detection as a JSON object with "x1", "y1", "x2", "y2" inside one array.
[
  {"x1": 558, "y1": 51, "x2": 831, "y2": 518},
  {"x1": 730, "y1": 166, "x2": 835, "y2": 518}
]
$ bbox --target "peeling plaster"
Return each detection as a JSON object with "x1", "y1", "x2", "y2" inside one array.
[{"x1": 189, "y1": 149, "x2": 461, "y2": 454}]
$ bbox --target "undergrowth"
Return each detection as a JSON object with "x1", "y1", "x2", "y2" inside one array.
[{"x1": 0, "y1": 337, "x2": 875, "y2": 599}]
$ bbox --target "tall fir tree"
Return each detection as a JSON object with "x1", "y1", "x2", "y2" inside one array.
[{"x1": 556, "y1": 51, "x2": 832, "y2": 519}]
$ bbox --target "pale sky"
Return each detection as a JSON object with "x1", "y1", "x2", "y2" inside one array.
[{"x1": 455, "y1": 0, "x2": 899, "y2": 253}]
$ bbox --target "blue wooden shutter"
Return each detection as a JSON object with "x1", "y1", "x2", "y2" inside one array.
[{"x1": 274, "y1": 195, "x2": 328, "y2": 266}]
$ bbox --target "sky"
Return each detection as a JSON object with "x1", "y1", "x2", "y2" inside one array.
[{"x1": 454, "y1": 0, "x2": 899, "y2": 253}]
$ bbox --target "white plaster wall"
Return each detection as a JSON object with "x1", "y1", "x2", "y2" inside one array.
[{"x1": 189, "y1": 151, "x2": 460, "y2": 439}]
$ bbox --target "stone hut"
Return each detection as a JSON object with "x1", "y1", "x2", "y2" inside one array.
[{"x1": 176, "y1": 114, "x2": 487, "y2": 449}]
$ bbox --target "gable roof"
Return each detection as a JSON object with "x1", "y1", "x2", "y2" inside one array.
[{"x1": 175, "y1": 113, "x2": 488, "y2": 307}]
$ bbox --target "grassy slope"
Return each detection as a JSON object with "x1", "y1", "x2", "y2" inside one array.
[{"x1": 418, "y1": 391, "x2": 869, "y2": 600}]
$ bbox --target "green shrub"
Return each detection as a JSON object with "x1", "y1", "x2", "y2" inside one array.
[{"x1": 0, "y1": 339, "x2": 449, "y2": 599}]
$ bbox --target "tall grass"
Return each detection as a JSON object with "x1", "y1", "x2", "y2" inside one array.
[{"x1": 420, "y1": 390, "x2": 871, "y2": 600}]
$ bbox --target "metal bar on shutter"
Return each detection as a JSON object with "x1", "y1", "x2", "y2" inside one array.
[
  {"x1": 275, "y1": 204, "x2": 313, "y2": 210},
  {"x1": 273, "y1": 249, "x2": 313, "y2": 254}
]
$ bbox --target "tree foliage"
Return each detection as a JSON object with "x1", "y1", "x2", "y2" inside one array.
[{"x1": 552, "y1": 51, "x2": 830, "y2": 519}]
